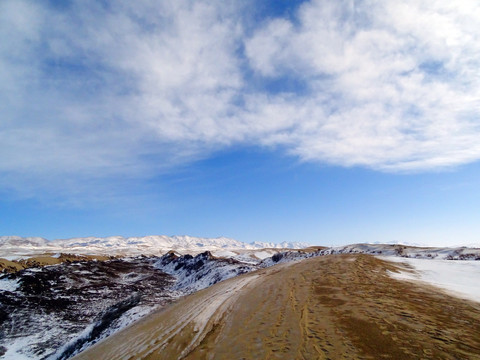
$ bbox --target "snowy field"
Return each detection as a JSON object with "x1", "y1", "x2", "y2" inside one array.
[{"x1": 382, "y1": 256, "x2": 480, "y2": 303}]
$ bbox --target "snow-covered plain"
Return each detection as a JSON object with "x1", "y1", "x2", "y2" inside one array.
[{"x1": 382, "y1": 257, "x2": 480, "y2": 303}]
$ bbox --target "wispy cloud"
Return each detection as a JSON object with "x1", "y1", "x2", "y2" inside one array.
[
  {"x1": 1, "y1": 0, "x2": 480, "y2": 202},
  {"x1": 245, "y1": 0, "x2": 480, "y2": 171}
]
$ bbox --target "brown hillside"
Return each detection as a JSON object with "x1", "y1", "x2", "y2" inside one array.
[{"x1": 73, "y1": 254, "x2": 480, "y2": 359}]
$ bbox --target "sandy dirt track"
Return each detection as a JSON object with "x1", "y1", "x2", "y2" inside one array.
[{"x1": 73, "y1": 255, "x2": 480, "y2": 359}]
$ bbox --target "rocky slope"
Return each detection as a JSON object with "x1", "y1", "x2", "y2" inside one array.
[
  {"x1": 72, "y1": 254, "x2": 480, "y2": 360},
  {"x1": 154, "y1": 251, "x2": 256, "y2": 294},
  {"x1": 0, "y1": 256, "x2": 175, "y2": 359},
  {"x1": 0, "y1": 250, "x2": 281, "y2": 360}
]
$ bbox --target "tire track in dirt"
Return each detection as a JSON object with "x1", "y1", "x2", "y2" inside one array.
[{"x1": 73, "y1": 255, "x2": 480, "y2": 360}]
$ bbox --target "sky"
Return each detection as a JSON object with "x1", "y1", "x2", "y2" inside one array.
[{"x1": 1, "y1": 0, "x2": 480, "y2": 246}]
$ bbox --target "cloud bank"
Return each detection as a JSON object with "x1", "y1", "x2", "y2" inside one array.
[{"x1": 1, "y1": 0, "x2": 480, "y2": 199}]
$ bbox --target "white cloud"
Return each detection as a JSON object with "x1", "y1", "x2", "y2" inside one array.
[
  {"x1": 0, "y1": 0, "x2": 247, "y2": 200},
  {"x1": 1, "y1": 0, "x2": 480, "y2": 201},
  {"x1": 245, "y1": 0, "x2": 480, "y2": 171}
]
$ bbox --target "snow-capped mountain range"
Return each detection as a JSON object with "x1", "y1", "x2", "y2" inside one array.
[{"x1": 0, "y1": 235, "x2": 310, "y2": 259}]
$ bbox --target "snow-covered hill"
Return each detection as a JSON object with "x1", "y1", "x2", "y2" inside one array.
[
  {"x1": 0, "y1": 235, "x2": 310, "y2": 260},
  {"x1": 322, "y1": 243, "x2": 480, "y2": 260},
  {"x1": 0, "y1": 256, "x2": 177, "y2": 359},
  {"x1": 154, "y1": 251, "x2": 256, "y2": 293}
]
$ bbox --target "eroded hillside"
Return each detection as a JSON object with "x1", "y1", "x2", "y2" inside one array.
[{"x1": 73, "y1": 254, "x2": 480, "y2": 360}]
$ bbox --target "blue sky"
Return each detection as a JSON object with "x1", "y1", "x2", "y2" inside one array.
[{"x1": 1, "y1": 0, "x2": 480, "y2": 246}]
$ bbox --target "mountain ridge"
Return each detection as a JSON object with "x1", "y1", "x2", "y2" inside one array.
[{"x1": 0, "y1": 235, "x2": 310, "y2": 259}]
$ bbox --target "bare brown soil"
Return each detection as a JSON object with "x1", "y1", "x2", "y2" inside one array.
[
  {"x1": 0, "y1": 258, "x2": 24, "y2": 272},
  {"x1": 73, "y1": 255, "x2": 480, "y2": 360}
]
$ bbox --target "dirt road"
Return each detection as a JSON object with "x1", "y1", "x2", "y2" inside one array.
[{"x1": 73, "y1": 255, "x2": 480, "y2": 359}]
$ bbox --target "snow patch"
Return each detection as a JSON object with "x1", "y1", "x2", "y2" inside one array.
[
  {"x1": 1, "y1": 335, "x2": 43, "y2": 360},
  {"x1": 383, "y1": 257, "x2": 480, "y2": 303},
  {"x1": 1, "y1": 255, "x2": 23, "y2": 261},
  {"x1": 155, "y1": 252, "x2": 255, "y2": 294},
  {"x1": 254, "y1": 251, "x2": 273, "y2": 260},
  {"x1": 212, "y1": 250, "x2": 237, "y2": 258},
  {"x1": 0, "y1": 277, "x2": 19, "y2": 292}
]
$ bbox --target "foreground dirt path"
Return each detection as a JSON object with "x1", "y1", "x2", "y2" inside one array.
[{"x1": 73, "y1": 255, "x2": 480, "y2": 359}]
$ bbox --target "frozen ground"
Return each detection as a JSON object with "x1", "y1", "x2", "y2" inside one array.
[
  {"x1": 382, "y1": 256, "x2": 480, "y2": 303},
  {"x1": 0, "y1": 257, "x2": 176, "y2": 360}
]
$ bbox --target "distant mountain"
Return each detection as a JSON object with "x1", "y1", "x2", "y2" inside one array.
[
  {"x1": 0, "y1": 236, "x2": 49, "y2": 247},
  {"x1": 323, "y1": 243, "x2": 480, "y2": 260},
  {"x1": 0, "y1": 235, "x2": 310, "y2": 258},
  {"x1": 250, "y1": 240, "x2": 311, "y2": 249}
]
